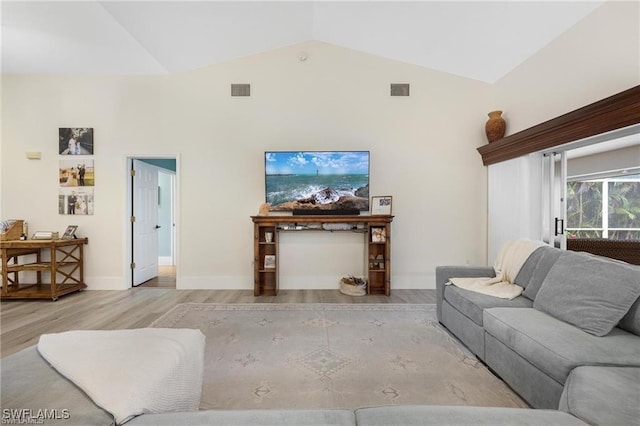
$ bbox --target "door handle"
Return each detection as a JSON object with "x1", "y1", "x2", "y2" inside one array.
[
  {"x1": 155, "y1": 225, "x2": 162, "y2": 229},
  {"x1": 555, "y1": 218, "x2": 564, "y2": 236}
]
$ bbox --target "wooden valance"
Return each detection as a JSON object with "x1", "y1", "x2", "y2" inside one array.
[{"x1": 477, "y1": 85, "x2": 640, "y2": 166}]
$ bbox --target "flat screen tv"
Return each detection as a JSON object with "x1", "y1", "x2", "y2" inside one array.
[{"x1": 265, "y1": 151, "x2": 370, "y2": 212}]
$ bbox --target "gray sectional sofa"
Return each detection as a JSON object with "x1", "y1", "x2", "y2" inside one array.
[
  {"x1": 436, "y1": 243, "x2": 640, "y2": 425},
  {"x1": 2, "y1": 342, "x2": 592, "y2": 426},
  {"x1": 1, "y1": 345, "x2": 588, "y2": 426}
]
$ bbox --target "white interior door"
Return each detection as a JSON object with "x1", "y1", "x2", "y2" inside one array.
[{"x1": 133, "y1": 160, "x2": 159, "y2": 285}]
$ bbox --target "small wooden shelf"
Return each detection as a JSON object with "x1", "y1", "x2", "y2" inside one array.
[
  {"x1": 251, "y1": 215, "x2": 393, "y2": 296},
  {"x1": 1, "y1": 238, "x2": 88, "y2": 301}
]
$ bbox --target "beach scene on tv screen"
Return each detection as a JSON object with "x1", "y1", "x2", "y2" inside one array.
[{"x1": 265, "y1": 151, "x2": 369, "y2": 211}]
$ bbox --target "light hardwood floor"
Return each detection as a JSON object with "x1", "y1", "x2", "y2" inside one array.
[
  {"x1": 139, "y1": 265, "x2": 176, "y2": 288},
  {"x1": 1, "y1": 289, "x2": 435, "y2": 358}
]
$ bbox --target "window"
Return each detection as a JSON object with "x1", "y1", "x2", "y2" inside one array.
[{"x1": 567, "y1": 174, "x2": 640, "y2": 240}]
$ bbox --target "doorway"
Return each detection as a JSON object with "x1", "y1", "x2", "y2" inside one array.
[{"x1": 126, "y1": 157, "x2": 178, "y2": 288}]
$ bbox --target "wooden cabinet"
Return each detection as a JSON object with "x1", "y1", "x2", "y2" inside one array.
[
  {"x1": 0, "y1": 238, "x2": 88, "y2": 300},
  {"x1": 367, "y1": 223, "x2": 391, "y2": 295},
  {"x1": 254, "y1": 221, "x2": 278, "y2": 296},
  {"x1": 251, "y1": 215, "x2": 393, "y2": 296}
]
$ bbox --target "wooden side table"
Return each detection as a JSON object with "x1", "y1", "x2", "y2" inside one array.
[{"x1": 0, "y1": 238, "x2": 88, "y2": 301}]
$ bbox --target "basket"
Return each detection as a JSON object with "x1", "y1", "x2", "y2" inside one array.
[
  {"x1": 339, "y1": 276, "x2": 367, "y2": 296},
  {"x1": 0, "y1": 220, "x2": 24, "y2": 241}
]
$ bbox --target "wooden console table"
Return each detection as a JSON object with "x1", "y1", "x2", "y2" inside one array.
[
  {"x1": 251, "y1": 215, "x2": 393, "y2": 296},
  {"x1": 0, "y1": 238, "x2": 88, "y2": 300}
]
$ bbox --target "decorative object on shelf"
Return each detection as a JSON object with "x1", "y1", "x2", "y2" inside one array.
[
  {"x1": 264, "y1": 232, "x2": 273, "y2": 243},
  {"x1": 264, "y1": 255, "x2": 276, "y2": 269},
  {"x1": 368, "y1": 254, "x2": 385, "y2": 269},
  {"x1": 0, "y1": 219, "x2": 24, "y2": 241},
  {"x1": 371, "y1": 196, "x2": 392, "y2": 215},
  {"x1": 371, "y1": 227, "x2": 386, "y2": 243},
  {"x1": 32, "y1": 231, "x2": 59, "y2": 240},
  {"x1": 339, "y1": 276, "x2": 367, "y2": 296},
  {"x1": 62, "y1": 225, "x2": 78, "y2": 240},
  {"x1": 322, "y1": 223, "x2": 354, "y2": 231},
  {"x1": 485, "y1": 110, "x2": 506, "y2": 143},
  {"x1": 258, "y1": 203, "x2": 270, "y2": 216}
]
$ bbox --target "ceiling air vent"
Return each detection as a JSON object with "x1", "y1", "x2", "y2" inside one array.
[
  {"x1": 390, "y1": 84, "x2": 410, "y2": 96},
  {"x1": 231, "y1": 84, "x2": 251, "y2": 97}
]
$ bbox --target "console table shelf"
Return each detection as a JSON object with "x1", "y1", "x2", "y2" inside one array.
[
  {"x1": 251, "y1": 215, "x2": 393, "y2": 296},
  {"x1": 0, "y1": 238, "x2": 88, "y2": 301}
]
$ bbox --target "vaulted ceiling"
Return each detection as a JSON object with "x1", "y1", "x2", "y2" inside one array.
[{"x1": 2, "y1": 1, "x2": 604, "y2": 83}]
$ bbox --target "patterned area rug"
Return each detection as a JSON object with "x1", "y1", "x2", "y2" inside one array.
[{"x1": 149, "y1": 304, "x2": 527, "y2": 410}]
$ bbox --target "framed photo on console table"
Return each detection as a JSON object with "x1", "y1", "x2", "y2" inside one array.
[
  {"x1": 371, "y1": 196, "x2": 392, "y2": 215},
  {"x1": 62, "y1": 225, "x2": 78, "y2": 239}
]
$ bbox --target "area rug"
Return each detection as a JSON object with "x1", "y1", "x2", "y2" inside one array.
[{"x1": 149, "y1": 304, "x2": 527, "y2": 410}]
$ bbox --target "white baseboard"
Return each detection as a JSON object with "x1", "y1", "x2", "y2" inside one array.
[
  {"x1": 391, "y1": 273, "x2": 436, "y2": 289},
  {"x1": 82, "y1": 274, "x2": 434, "y2": 291},
  {"x1": 178, "y1": 274, "x2": 433, "y2": 290},
  {"x1": 159, "y1": 256, "x2": 173, "y2": 266},
  {"x1": 85, "y1": 276, "x2": 129, "y2": 290},
  {"x1": 178, "y1": 276, "x2": 253, "y2": 290}
]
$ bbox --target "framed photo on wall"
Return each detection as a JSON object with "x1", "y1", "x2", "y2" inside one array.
[
  {"x1": 59, "y1": 128, "x2": 94, "y2": 155},
  {"x1": 59, "y1": 159, "x2": 94, "y2": 187},
  {"x1": 58, "y1": 188, "x2": 94, "y2": 215},
  {"x1": 371, "y1": 196, "x2": 392, "y2": 215}
]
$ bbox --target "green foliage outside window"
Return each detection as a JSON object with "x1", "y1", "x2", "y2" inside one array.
[
  {"x1": 608, "y1": 180, "x2": 640, "y2": 239},
  {"x1": 567, "y1": 181, "x2": 602, "y2": 231},
  {"x1": 566, "y1": 177, "x2": 640, "y2": 240}
]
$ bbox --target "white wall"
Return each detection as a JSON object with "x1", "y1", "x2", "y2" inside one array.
[
  {"x1": 486, "y1": 1, "x2": 640, "y2": 261},
  {"x1": 492, "y1": 1, "x2": 640, "y2": 134},
  {"x1": 1, "y1": 41, "x2": 490, "y2": 290}
]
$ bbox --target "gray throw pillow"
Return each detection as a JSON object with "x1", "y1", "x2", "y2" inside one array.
[{"x1": 533, "y1": 251, "x2": 640, "y2": 337}]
